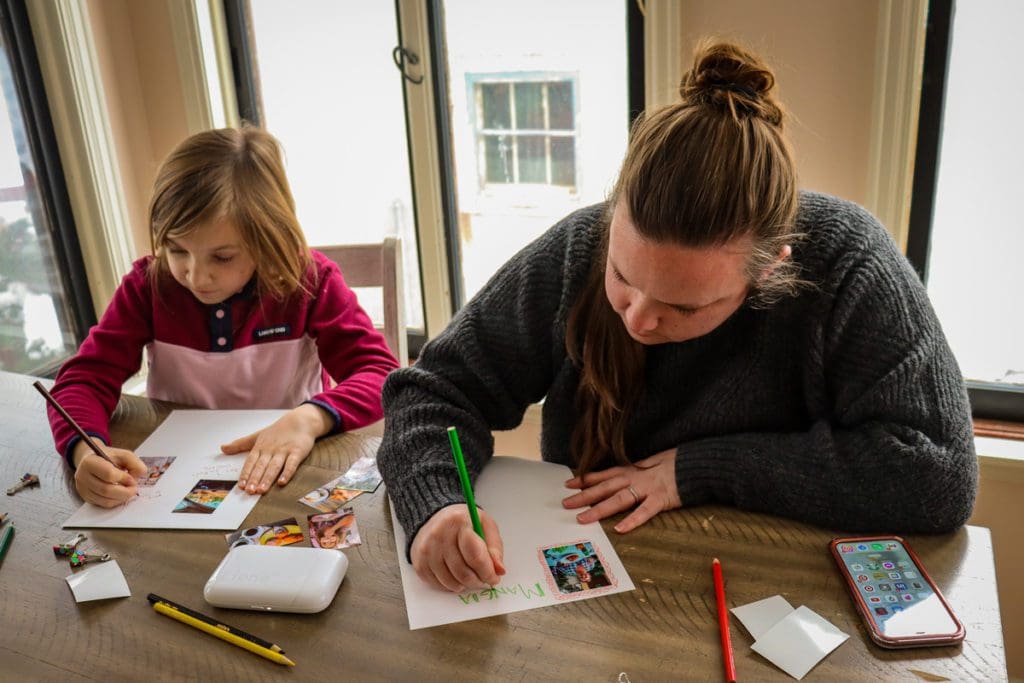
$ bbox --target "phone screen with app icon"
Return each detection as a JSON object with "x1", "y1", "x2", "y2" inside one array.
[{"x1": 831, "y1": 537, "x2": 964, "y2": 647}]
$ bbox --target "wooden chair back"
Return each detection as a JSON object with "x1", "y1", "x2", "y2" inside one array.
[{"x1": 315, "y1": 238, "x2": 407, "y2": 366}]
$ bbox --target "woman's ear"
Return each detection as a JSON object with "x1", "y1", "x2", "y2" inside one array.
[{"x1": 759, "y1": 244, "x2": 791, "y2": 281}]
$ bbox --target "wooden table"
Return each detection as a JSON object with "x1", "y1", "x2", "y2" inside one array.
[{"x1": 0, "y1": 371, "x2": 1007, "y2": 681}]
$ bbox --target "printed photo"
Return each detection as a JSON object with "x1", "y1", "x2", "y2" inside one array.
[
  {"x1": 225, "y1": 517, "x2": 303, "y2": 547},
  {"x1": 308, "y1": 508, "x2": 361, "y2": 549},
  {"x1": 137, "y1": 456, "x2": 176, "y2": 487},
  {"x1": 334, "y1": 455, "x2": 383, "y2": 493},
  {"x1": 540, "y1": 541, "x2": 614, "y2": 595},
  {"x1": 298, "y1": 481, "x2": 363, "y2": 513},
  {"x1": 172, "y1": 479, "x2": 235, "y2": 514}
]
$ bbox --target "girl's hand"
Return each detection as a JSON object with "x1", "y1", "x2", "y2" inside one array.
[
  {"x1": 223, "y1": 404, "x2": 333, "y2": 494},
  {"x1": 72, "y1": 441, "x2": 147, "y2": 507},
  {"x1": 411, "y1": 504, "x2": 506, "y2": 593},
  {"x1": 562, "y1": 448, "x2": 681, "y2": 533}
]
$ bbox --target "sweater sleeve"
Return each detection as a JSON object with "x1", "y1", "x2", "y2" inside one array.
[
  {"x1": 675, "y1": 238, "x2": 977, "y2": 534},
  {"x1": 305, "y1": 263, "x2": 399, "y2": 432},
  {"x1": 48, "y1": 261, "x2": 154, "y2": 466},
  {"x1": 377, "y1": 219, "x2": 578, "y2": 549}
]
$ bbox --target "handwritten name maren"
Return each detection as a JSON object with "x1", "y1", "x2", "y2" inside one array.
[{"x1": 457, "y1": 583, "x2": 546, "y2": 605}]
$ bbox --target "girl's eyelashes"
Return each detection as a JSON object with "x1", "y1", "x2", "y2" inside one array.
[
  {"x1": 213, "y1": 255, "x2": 234, "y2": 264},
  {"x1": 611, "y1": 267, "x2": 627, "y2": 283}
]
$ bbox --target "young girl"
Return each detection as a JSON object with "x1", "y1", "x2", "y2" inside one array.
[
  {"x1": 378, "y1": 41, "x2": 977, "y2": 593},
  {"x1": 47, "y1": 127, "x2": 399, "y2": 507}
]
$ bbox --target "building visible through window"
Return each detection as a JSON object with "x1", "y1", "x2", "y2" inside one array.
[{"x1": 474, "y1": 77, "x2": 576, "y2": 189}]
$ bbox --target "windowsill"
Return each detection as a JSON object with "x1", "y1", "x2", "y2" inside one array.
[{"x1": 974, "y1": 418, "x2": 1024, "y2": 441}]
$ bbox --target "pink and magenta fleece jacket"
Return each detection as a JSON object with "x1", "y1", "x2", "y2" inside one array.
[{"x1": 48, "y1": 249, "x2": 398, "y2": 466}]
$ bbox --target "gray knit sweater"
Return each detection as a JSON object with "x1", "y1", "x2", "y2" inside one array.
[{"x1": 379, "y1": 192, "x2": 977, "y2": 549}]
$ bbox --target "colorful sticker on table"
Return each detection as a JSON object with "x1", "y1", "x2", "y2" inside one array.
[
  {"x1": 334, "y1": 455, "x2": 383, "y2": 493},
  {"x1": 298, "y1": 482, "x2": 363, "y2": 513},
  {"x1": 172, "y1": 479, "x2": 235, "y2": 514},
  {"x1": 308, "y1": 508, "x2": 362, "y2": 550},
  {"x1": 137, "y1": 456, "x2": 176, "y2": 487},
  {"x1": 225, "y1": 517, "x2": 303, "y2": 547},
  {"x1": 538, "y1": 540, "x2": 617, "y2": 600}
]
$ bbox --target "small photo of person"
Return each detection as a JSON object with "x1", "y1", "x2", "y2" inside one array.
[
  {"x1": 172, "y1": 479, "x2": 235, "y2": 514},
  {"x1": 541, "y1": 541, "x2": 614, "y2": 594},
  {"x1": 137, "y1": 456, "x2": 176, "y2": 487},
  {"x1": 308, "y1": 508, "x2": 361, "y2": 550}
]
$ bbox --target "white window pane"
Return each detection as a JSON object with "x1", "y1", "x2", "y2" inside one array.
[
  {"x1": 0, "y1": 41, "x2": 78, "y2": 372},
  {"x1": 248, "y1": 1, "x2": 423, "y2": 329},
  {"x1": 927, "y1": 0, "x2": 1024, "y2": 385},
  {"x1": 444, "y1": 0, "x2": 628, "y2": 302}
]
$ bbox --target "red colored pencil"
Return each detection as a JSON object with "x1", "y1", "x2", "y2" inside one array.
[{"x1": 712, "y1": 558, "x2": 737, "y2": 682}]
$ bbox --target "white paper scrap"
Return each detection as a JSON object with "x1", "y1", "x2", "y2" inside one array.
[
  {"x1": 65, "y1": 560, "x2": 131, "y2": 602},
  {"x1": 750, "y1": 605, "x2": 849, "y2": 680},
  {"x1": 731, "y1": 594, "x2": 795, "y2": 640}
]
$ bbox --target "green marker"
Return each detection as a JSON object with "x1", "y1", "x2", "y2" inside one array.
[
  {"x1": 0, "y1": 523, "x2": 14, "y2": 565},
  {"x1": 447, "y1": 426, "x2": 484, "y2": 540}
]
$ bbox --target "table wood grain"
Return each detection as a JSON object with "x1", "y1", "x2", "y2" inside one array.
[{"x1": 0, "y1": 371, "x2": 1007, "y2": 682}]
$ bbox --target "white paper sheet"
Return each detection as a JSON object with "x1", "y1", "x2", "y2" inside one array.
[
  {"x1": 732, "y1": 596, "x2": 850, "y2": 680},
  {"x1": 391, "y1": 456, "x2": 635, "y2": 629},
  {"x1": 63, "y1": 410, "x2": 287, "y2": 529},
  {"x1": 65, "y1": 560, "x2": 131, "y2": 602}
]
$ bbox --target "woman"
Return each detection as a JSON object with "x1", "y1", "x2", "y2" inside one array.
[{"x1": 378, "y1": 41, "x2": 977, "y2": 593}]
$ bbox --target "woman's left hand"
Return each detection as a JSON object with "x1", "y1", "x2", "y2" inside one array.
[
  {"x1": 223, "y1": 404, "x2": 334, "y2": 494},
  {"x1": 562, "y1": 448, "x2": 681, "y2": 533}
]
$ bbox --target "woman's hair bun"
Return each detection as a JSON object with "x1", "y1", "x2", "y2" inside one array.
[{"x1": 679, "y1": 41, "x2": 784, "y2": 126}]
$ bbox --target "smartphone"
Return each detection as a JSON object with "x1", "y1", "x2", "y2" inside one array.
[{"x1": 830, "y1": 536, "x2": 964, "y2": 648}]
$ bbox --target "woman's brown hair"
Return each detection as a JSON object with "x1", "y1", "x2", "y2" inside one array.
[
  {"x1": 566, "y1": 41, "x2": 802, "y2": 475},
  {"x1": 148, "y1": 126, "x2": 311, "y2": 301}
]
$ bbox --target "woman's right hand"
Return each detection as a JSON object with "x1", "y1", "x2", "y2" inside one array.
[
  {"x1": 72, "y1": 440, "x2": 148, "y2": 507},
  {"x1": 410, "y1": 504, "x2": 506, "y2": 593}
]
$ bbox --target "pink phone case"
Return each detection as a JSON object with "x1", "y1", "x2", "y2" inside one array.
[{"x1": 830, "y1": 535, "x2": 965, "y2": 648}]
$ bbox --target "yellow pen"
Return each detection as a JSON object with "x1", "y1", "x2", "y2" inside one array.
[{"x1": 147, "y1": 593, "x2": 295, "y2": 666}]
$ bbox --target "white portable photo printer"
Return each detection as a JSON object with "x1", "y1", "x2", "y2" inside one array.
[{"x1": 204, "y1": 545, "x2": 348, "y2": 613}]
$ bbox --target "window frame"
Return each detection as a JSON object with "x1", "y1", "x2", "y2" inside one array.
[
  {"x1": 0, "y1": 0, "x2": 94, "y2": 376},
  {"x1": 904, "y1": 0, "x2": 1024, "y2": 421}
]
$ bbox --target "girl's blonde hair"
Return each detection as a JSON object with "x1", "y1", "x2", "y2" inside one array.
[
  {"x1": 148, "y1": 126, "x2": 311, "y2": 301},
  {"x1": 566, "y1": 41, "x2": 802, "y2": 475}
]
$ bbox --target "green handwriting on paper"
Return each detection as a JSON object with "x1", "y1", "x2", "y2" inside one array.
[{"x1": 457, "y1": 583, "x2": 546, "y2": 605}]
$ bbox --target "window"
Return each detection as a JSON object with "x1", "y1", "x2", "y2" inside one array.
[
  {"x1": 225, "y1": 0, "x2": 641, "y2": 337},
  {"x1": 441, "y1": 0, "x2": 631, "y2": 303},
  {"x1": 473, "y1": 77, "x2": 577, "y2": 188},
  {"x1": 224, "y1": 0, "x2": 425, "y2": 335},
  {"x1": 0, "y1": 1, "x2": 92, "y2": 375},
  {"x1": 907, "y1": 0, "x2": 1024, "y2": 420}
]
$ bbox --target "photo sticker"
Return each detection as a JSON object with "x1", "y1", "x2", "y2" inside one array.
[
  {"x1": 172, "y1": 479, "x2": 235, "y2": 514},
  {"x1": 298, "y1": 481, "x2": 363, "y2": 513},
  {"x1": 539, "y1": 540, "x2": 616, "y2": 598},
  {"x1": 308, "y1": 508, "x2": 362, "y2": 550},
  {"x1": 334, "y1": 455, "x2": 383, "y2": 493},
  {"x1": 137, "y1": 456, "x2": 176, "y2": 487},
  {"x1": 225, "y1": 517, "x2": 303, "y2": 547}
]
